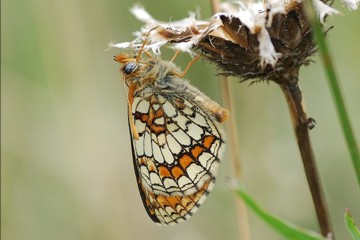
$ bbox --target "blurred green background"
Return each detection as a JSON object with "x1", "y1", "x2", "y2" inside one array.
[{"x1": 1, "y1": 0, "x2": 359, "y2": 239}]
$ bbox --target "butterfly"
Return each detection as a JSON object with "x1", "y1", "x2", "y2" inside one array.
[{"x1": 114, "y1": 47, "x2": 229, "y2": 225}]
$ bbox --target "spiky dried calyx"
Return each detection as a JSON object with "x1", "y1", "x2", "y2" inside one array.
[
  {"x1": 198, "y1": 2, "x2": 316, "y2": 83},
  {"x1": 110, "y1": 0, "x2": 354, "y2": 83}
]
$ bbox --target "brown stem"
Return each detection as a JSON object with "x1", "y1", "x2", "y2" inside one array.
[
  {"x1": 279, "y1": 73, "x2": 333, "y2": 238},
  {"x1": 209, "y1": 1, "x2": 251, "y2": 239},
  {"x1": 220, "y1": 76, "x2": 251, "y2": 240}
]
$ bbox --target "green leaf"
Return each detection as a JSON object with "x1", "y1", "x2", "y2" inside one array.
[
  {"x1": 345, "y1": 209, "x2": 360, "y2": 240},
  {"x1": 232, "y1": 183, "x2": 326, "y2": 240},
  {"x1": 303, "y1": 0, "x2": 360, "y2": 187}
]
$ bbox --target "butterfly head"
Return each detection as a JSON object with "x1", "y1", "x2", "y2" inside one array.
[
  {"x1": 115, "y1": 48, "x2": 181, "y2": 92},
  {"x1": 114, "y1": 53, "x2": 139, "y2": 74},
  {"x1": 114, "y1": 52, "x2": 154, "y2": 85}
]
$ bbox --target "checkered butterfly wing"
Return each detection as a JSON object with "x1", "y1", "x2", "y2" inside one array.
[{"x1": 129, "y1": 89, "x2": 225, "y2": 225}]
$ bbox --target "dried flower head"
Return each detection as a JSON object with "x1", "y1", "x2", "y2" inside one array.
[
  {"x1": 110, "y1": 0, "x2": 356, "y2": 83},
  {"x1": 198, "y1": 1, "x2": 316, "y2": 82}
]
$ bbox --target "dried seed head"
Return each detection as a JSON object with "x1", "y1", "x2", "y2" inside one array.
[
  {"x1": 110, "y1": 0, "x2": 355, "y2": 83},
  {"x1": 198, "y1": 1, "x2": 316, "y2": 83}
]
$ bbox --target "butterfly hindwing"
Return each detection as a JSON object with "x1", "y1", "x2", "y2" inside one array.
[{"x1": 129, "y1": 90, "x2": 225, "y2": 225}]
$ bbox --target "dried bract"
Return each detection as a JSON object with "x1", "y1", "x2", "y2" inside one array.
[
  {"x1": 198, "y1": 1, "x2": 316, "y2": 82},
  {"x1": 110, "y1": 0, "x2": 355, "y2": 83}
]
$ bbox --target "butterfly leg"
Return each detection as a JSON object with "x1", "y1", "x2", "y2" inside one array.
[
  {"x1": 170, "y1": 50, "x2": 180, "y2": 62},
  {"x1": 144, "y1": 50, "x2": 153, "y2": 59},
  {"x1": 173, "y1": 55, "x2": 201, "y2": 78}
]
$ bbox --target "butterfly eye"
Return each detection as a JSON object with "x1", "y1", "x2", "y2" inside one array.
[{"x1": 123, "y1": 62, "x2": 138, "y2": 74}]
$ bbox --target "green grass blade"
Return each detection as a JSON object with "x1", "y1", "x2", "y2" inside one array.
[
  {"x1": 345, "y1": 209, "x2": 360, "y2": 240},
  {"x1": 303, "y1": 0, "x2": 360, "y2": 187},
  {"x1": 232, "y1": 183, "x2": 326, "y2": 240}
]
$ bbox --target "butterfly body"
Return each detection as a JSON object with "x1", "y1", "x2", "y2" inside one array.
[{"x1": 115, "y1": 52, "x2": 229, "y2": 225}]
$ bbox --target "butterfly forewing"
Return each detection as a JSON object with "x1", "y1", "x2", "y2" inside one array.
[{"x1": 129, "y1": 89, "x2": 225, "y2": 225}]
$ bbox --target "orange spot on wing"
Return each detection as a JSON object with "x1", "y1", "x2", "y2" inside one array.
[
  {"x1": 139, "y1": 157, "x2": 146, "y2": 165},
  {"x1": 146, "y1": 107, "x2": 164, "y2": 125},
  {"x1": 139, "y1": 177, "x2": 213, "y2": 223},
  {"x1": 171, "y1": 166, "x2": 184, "y2": 180},
  {"x1": 155, "y1": 108, "x2": 164, "y2": 118},
  {"x1": 191, "y1": 145, "x2": 205, "y2": 158},
  {"x1": 159, "y1": 166, "x2": 171, "y2": 178},
  {"x1": 179, "y1": 154, "x2": 194, "y2": 169},
  {"x1": 148, "y1": 163, "x2": 156, "y2": 172},
  {"x1": 189, "y1": 180, "x2": 210, "y2": 202},
  {"x1": 150, "y1": 124, "x2": 166, "y2": 134},
  {"x1": 162, "y1": 196, "x2": 180, "y2": 209},
  {"x1": 147, "y1": 108, "x2": 156, "y2": 124},
  {"x1": 203, "y1": 136, "x2": 215, "y2": 149},
  {"x1": 145, "y1": 197, "x2": 156, "y2": 215},
  {"x1": 160, "y1": 179, "x2": 210, "y2": 210},
  {"x1": 178, "y1": 196, "x2": 194, "y2": 210},
  {"x1": 140, "y1": 114, "x2": 149, "y2": 122}
]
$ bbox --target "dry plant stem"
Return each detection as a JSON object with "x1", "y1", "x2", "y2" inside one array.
[
  {"x1": 279, "y1": 74, "x2": 333, "y2": 238},
  {"x1": 210, "y1": 0, "x2": 221, "y2": 14},
  {"x1": 209, "y1": 1, "x2": 250, "y2": 240},
  {"x1": 220, "y1": 76, "x2": 251, "y2": 240}
]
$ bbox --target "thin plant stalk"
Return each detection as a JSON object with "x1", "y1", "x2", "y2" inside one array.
[
  {"x1": 220, "y1": 76, "x2": 251, "y2": 240},
  {"x1": 303, "y1": 0, "x2": 360, "y2": 187},
  {"x1": 279, "y1": 75, "x2": 334, "y2": 238},
  {"x1": 210, "y1": 1, "x2": 251, "y2": 239}
]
